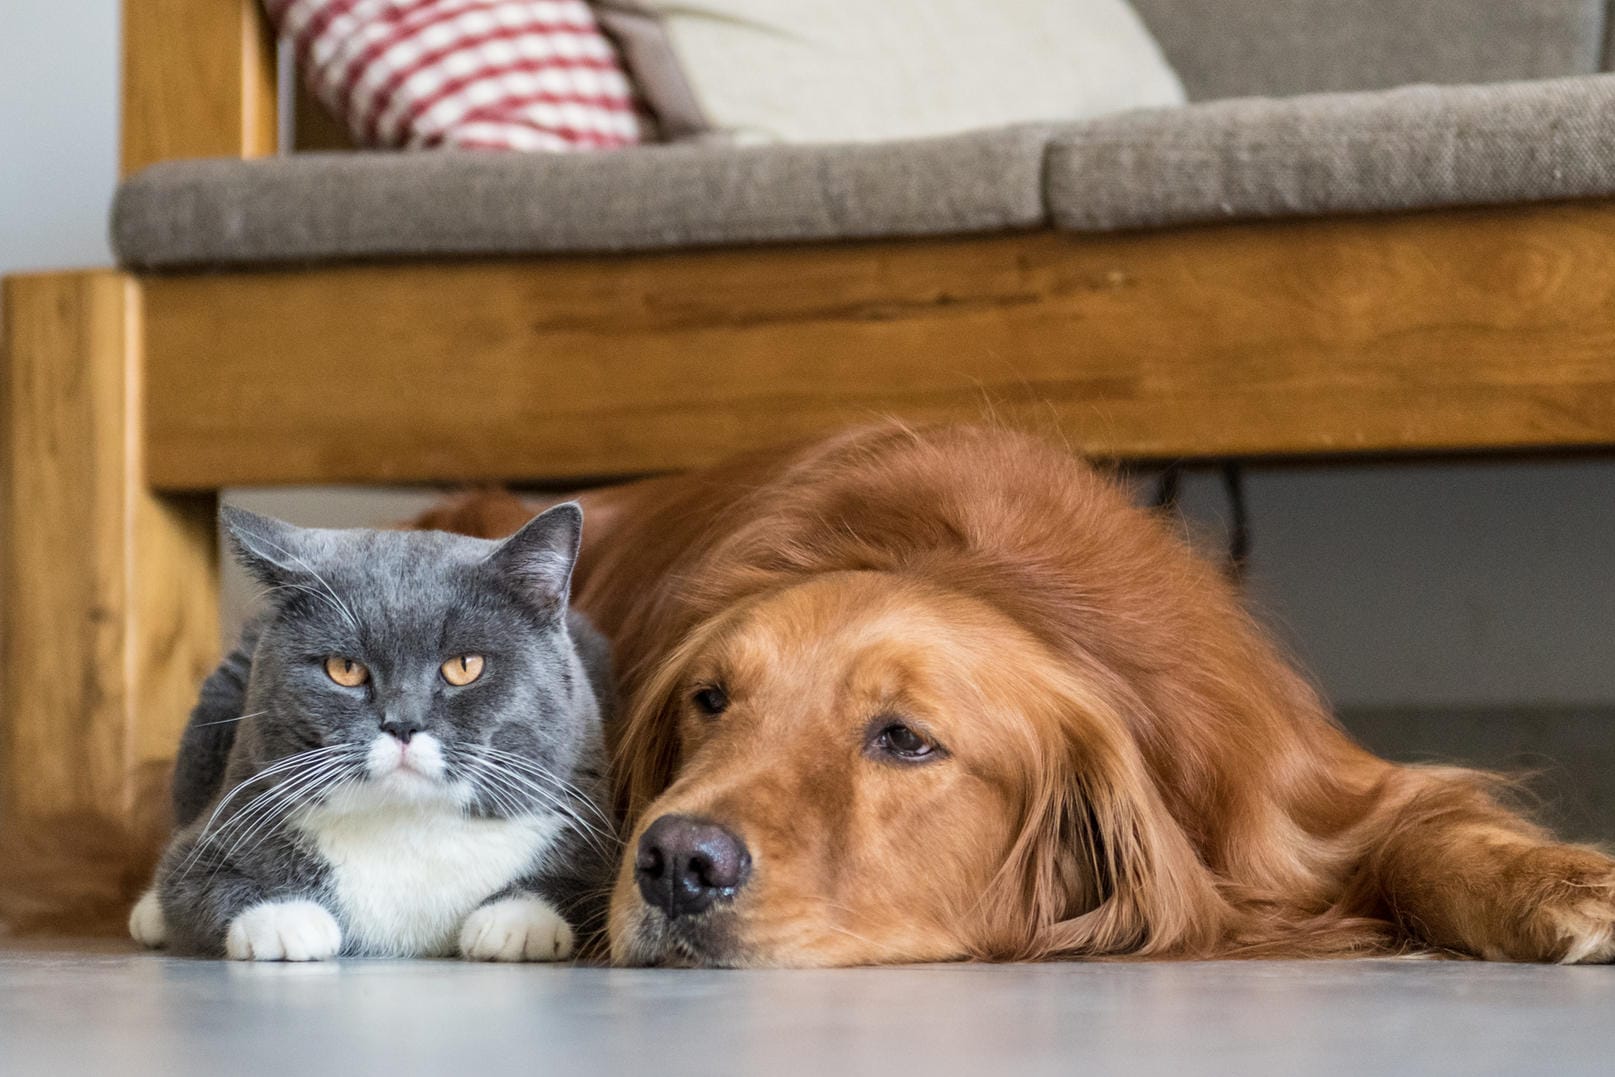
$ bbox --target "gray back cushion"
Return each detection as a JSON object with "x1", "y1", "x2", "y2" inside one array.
[{"x1": 1130, "y1": 0, "x2": 1608, "y2": 100}]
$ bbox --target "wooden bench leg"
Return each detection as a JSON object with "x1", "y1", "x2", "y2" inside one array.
[{"x1": 1, "y1": 271, "x2": 219, "y2": 935}]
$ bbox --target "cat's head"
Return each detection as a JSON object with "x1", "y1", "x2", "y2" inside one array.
[{"x1": 223, "y1": 504, "x2": 598, "y2": 817}]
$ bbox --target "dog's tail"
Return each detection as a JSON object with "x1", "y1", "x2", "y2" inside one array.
[{"x1": 0, "y1": 761, "x2": 170, "y2": 939}]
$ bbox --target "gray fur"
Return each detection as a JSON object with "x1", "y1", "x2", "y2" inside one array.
[{"x1": 149, "y1": 504, "x2": 617, "y2": 957}]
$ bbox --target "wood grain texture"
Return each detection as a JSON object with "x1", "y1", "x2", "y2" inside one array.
[
  {"x1": 142, "y1": 201, "x2": 1615, "y2": 489},
  {"x1": 1, "y1": 272, "x2": 219, "y2": 826},
  {"x1": 122, "y1": 0, "x2": 278, "y2": 174}
]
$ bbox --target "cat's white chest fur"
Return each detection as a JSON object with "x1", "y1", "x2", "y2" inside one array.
[{"x1": 291, "y1": 793, "x2": 561, "y2": 957}]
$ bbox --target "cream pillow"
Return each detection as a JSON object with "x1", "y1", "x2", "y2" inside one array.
[{"x1": 595, "y1": 0, "x2": 1185, "y2": 143}]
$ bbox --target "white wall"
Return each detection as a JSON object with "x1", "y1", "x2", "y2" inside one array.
[
  {"x1": 1168, "y1": 463, "x2": 1615, "y2": 708},
  {"x1": 0, "y1": 0, "x2": 119, "y2": 275},
  {"x1": 5, "y1": 1, "x2": 1612, "y2": 712}
]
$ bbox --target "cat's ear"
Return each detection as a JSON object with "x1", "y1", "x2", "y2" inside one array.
[
  {"x1": 488, "y1": 502, "x2": 583, "y2": 613},
  {"x1": 220, "y1": 505, "x2": 315, "y2": 590}
]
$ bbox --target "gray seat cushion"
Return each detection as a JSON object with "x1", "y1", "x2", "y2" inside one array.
[
  {"x1": 1129, "y1": 0, "x2": 1604, "y2": 101},
  {"x1": 113, "y1": 75, "x2": 1615, "y2": 270},
  {"x1": 111, "y1": 126, "x2": 1053, "y2": 270},
  {"x1": 1046, "y1": 75, "x2": 1615, "y2": 233}
]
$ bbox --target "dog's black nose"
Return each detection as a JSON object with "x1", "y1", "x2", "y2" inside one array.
[{"x1": 635, "y1": 814, "x2": 751, "y2": 919}]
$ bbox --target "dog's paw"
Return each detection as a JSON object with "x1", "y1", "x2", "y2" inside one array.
[
  {"x1": 1546, "y1": 899, "x2": 1615, "y2": 964},
  {"x1": 128, "y1": 888, "x2": 168, "y2": 949},
  {"x1": 459, "y1": 895, "x2": 574, "y2": 962},
  {"x1": 225, "y1": 900, "x2": 342, "y2": 962},
  {"x1": 1484, "y1": 845, "x2": 1615, "y2": 964}
]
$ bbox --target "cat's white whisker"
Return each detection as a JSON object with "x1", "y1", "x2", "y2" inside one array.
[
  {"x1": 464, "y1": 750, "x2": 615, "y2": 858},
  {"x1": 469, "y1": 767, "x2": 528, "y2": 822},
  {"x1": 476, "y1": 745, "x2": 613, "y2": 828},
  {"x1": 188, "y1": 768, "x2": 345, "y2": 877},
  {"x1": 205, "y1": 777, "x2": 357, "y2": 885},
  {"x1": 466, "y1": 759, "x2": 572, "y2": 830},
  {"x1": 466, "y1": 758, "x2": 543, "y2": 816},
  {"x1": 206, "y1": 748, "x2": 357, "y2": 823},
  {"x1": 473, "y1": 744, "x2": 598, "y2": 802},
  {"x1": 477, "y1": 761, "x2": 605, "y2": 835},
  {"x1": 188, "y1": 709, "x2": 270, "y2": 729},
  {"x1": 187, "y1": 745, "x2": 354, "y2": 855},
  {"x1": 202, "y1": 757, "x2": 365, "y2": 879},
  {"x1": 234, "y1": 532, "x2": 362, "y2": 633},
  {"x1": 472, "y1": 746, "x2": 616, "y2": 837},
  {"x1": 253, "y1": 582, "x2": 354, "y2": 626},
  {"x1": 181, "y1": 748, "x2": 365, "y2": 877}
]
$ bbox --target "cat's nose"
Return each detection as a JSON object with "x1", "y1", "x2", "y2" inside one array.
[
  {"x1": 379, "y1": 717, "x2": 424, "y2": 743},
  {"x1": 635, "y1": 814, "x2": 750, "y2": 919}
]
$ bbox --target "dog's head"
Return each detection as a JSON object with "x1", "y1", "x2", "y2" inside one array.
[
  {"x1": 610, "y1": 549, "x2": 1241, "y2": 966},
  {"x1": 423, "y1": 426, "x2": 1363, "y2": 967}
]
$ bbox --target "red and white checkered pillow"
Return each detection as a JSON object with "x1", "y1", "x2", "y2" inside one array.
[{"x1": 266, "y1": 0, "x2": 643, "y2": 151}]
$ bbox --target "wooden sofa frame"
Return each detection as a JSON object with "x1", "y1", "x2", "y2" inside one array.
[{"x1": 4, "y1": 1, "x2": 1614, "y2": 910}]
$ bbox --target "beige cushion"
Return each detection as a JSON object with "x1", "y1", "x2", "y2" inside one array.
[
  {"x1": 1130, "y1": 0, "x2": 1604, "y2": 101},
  {"x1": 594, "y1": 0, "x2": 1185, "y2": 143}
]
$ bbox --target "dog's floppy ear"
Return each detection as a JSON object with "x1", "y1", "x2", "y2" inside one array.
[
  {"x1": 1005, "y1": 677, "x2": 1229, "y2": 959},
  {"x1": 612, "y1": 617, "x2": 731, "y2": 824},
  {"x1": 614, "y1": 670, "x2": 682, "y2": 825}
]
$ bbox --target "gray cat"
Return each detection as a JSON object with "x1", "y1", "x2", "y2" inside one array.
[{"x1": 129, "y1": 503, "x2": 616, "y2": 962}]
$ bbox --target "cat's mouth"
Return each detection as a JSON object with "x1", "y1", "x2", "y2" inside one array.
[
  {"x1": 365, "y1": 731, "x2": 448, "y2": 784},
  {"x1": 387, "y1": 759, "x2": 434, "y2": 781}
]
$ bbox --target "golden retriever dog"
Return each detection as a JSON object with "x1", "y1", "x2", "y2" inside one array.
[{"x1": 421, "y1": 424, "x2": 1615, "y2": 967}]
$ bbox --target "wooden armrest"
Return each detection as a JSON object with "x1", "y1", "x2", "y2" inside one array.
[{"x1": 121, "y1": 0, "x2": 279, "y2": 175}]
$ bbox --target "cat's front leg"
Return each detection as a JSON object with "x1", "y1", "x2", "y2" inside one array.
[
  {"x1": 129, "y1": 888, "x2": 168, "y2": 949},
  {"x1": 225, "y1": 899, "x2": 343, "y2": 961},
  {"x1": 135, "y1": 882, "x2": 343, "y2": 961},
  {"x1": 459, "y1": 890, "x2": 575, "y2": 962},
  {"x1": 158, "y1": 831, "x2": 340, "y2": 961}
]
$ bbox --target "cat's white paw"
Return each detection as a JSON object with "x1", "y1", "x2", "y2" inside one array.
[
  {"x1": 226, "y1": 900, "x2": 342, "y2": 961},
  {"x1": 459, "y1": 895, "x2": 574, "y2": 962},
  {"x1": 128, "y1": 888, "x2": 168, "y2": 949}
]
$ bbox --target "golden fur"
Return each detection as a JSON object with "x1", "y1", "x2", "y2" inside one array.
[
  {"x1": 342, "y1": 425, "x2": 1615, "y2": 965},
  {"x1": 0, "y1": 762, "x2": 171, "y2": 938}
]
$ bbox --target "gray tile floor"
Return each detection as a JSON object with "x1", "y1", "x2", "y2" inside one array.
[{"x1": 3, "y1": 942, "x2": 1612, "y2": 1076}]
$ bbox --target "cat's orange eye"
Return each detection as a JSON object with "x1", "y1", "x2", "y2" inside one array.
[
  {"x1": 441, "y1": 654, "x2": 485, "y2": 686},
  {"x1": 324, "y1": 656, "x2": 369, "y2": 687}
]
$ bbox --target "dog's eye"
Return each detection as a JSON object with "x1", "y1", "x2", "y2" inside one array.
[
  {"x1": 691, "y1": 685, "x2": 729, "y2": 716},
  {"x1": 871, "y1": 721, "x2": 938, "y2": 762}
]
